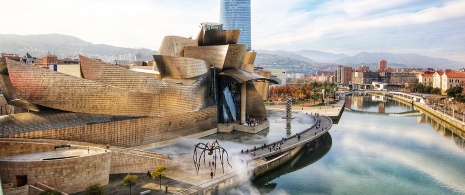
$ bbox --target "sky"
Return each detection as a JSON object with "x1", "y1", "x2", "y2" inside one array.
[{"x1": 2, "y1": 0, "x2": 465, "y2": 62}]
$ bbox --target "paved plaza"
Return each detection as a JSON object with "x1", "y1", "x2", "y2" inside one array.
[{"x1": 94, "y1": 100, "x2": 344, "y2": 195}]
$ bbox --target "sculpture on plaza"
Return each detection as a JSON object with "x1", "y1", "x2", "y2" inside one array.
[{"x1": 193, "y1": 140, "x2": 232, "y2": 175}]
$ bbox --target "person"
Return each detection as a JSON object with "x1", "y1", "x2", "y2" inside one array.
[
  {"x1": 210, "y1": 170, "x2": 213, "y2": 179},
  {"x1": 209, "y1": 161, "x2": 211, "y2": 167},
  {"x1": 241, "y1": 149, "x2": 243, "y2": 154},
  {"x1": 165, "y1": 185, "x2": 168, "y2": 194}
]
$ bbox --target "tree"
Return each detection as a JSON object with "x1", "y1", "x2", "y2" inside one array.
[
  {"x1": 424, "y1": 86, "x2": 433, "y2": 94},
  {"x1": 39, "y1": 190, "x2": 62, "y2": 195},
  {"x1": 446, "y1": 86, "x2": 463, "y2": 98},
  {"x1": 151, "y1": 165, "x2": 166, "y2": 189},
  {"x1": 123, "y1": 174, "x2": 138, "y2": 195},
  {"x1": 430, "y1": 88, "x2": 441, "y2": 95},
  {"x1": 85, "y1": 183, "x2": 104, "y2": 195},
  {"x1": 311, "y1": 88, "x2": 320, "y2": 105}
]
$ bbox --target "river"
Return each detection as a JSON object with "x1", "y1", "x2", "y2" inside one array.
[{"x1": 224, "y1": 94, "x2": 465, "y2": 195}]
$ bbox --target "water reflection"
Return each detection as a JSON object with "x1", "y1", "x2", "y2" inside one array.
[
  {"x1": 347, "y1": 94, "x2": 414, "y2": 113},
  {"x1": 250, "y1": 95, "x2": 465, "y2": 194},
  {"x1": 417, "y1": 112, "x2": 465, "y2": 151},
  {"x1": 286, "y1": 119, "x2": 291, "y2": 136}
]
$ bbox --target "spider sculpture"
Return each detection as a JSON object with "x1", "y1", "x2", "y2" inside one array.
[{"x1": 193, "y1": 140, "x2": 232, "y2": 175}]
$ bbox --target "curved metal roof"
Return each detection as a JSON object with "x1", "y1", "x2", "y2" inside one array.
[{"x1": 219, "y1": 69, "x2": 278, "y2": 84}]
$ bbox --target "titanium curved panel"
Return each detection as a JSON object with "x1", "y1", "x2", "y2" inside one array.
[
  {"x1": 246, "y1": 82, "x2": 267, "y2": 119},
  {"x1": 80, "y1": 55, "x2": 164, "y2": 93},
  {"x1": 0, "y1": 74, "x2": 41, "y2": 111},
  {"x1": 1, "y1": 107, "x2": 218, "y2": 148},
  {"x1": 223, "y1": 44, "x2": 247, "y2": 70},
  {"x1": 241, "y1": 64, "x2": 254, "y2": 72},
  {"x1": 183, "y1": 45, "x2": 229, "y2": 69},
  {"x1": 158, "y1": 36, "x2": 198, "y2": 57},
  {"x1": 219, "y1": 69, "x2": 278, "y2": 84},
  {"x1": 80, "y1": 56, "x2": 209, "y2": 115},
  {"x1": 153, "y1": 55, "x2": 208, "y2": 79},
  {"x1": 0, "y1": 60, "x2": 7, "y2": 75},
  {"x1": 242, "y1": 51, "x2": 257, "y2": 65},
  {"x1": 203, "y1": 29, "x2": 227, "y2": 46},
  {"x1": 0, "y1": 60, "x2": 40, "y2": 111},
  {"x1": 6, "y1": 59, "x2": 202, "y2": 117},
  {"x1": 226, "y1": 30, "x2": 241, "y2": 44},
  {"x1": 254, "y1": 71, "x2": 271, "y2": 101}
]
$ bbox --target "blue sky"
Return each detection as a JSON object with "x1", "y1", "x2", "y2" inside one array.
[{"x1": 2, "y1": 0, "x2": 465, "y2": 62}]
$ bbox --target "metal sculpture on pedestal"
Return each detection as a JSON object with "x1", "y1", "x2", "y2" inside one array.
[
  {"x1": 193, "y1": 140, "x2": 232, "y2": 175},
  {"x1": 282, "y1": 96, "x2": 294, "y2": 119}
]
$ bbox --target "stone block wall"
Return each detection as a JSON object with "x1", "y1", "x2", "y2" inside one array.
[
  {"x1": 109, "y1": 151, "x2": 174, "y2": 174},
  {"x1": 0, "y1": 152, "x2": 111, "y2": 194},
  {"x1": 0, "y1": 141, "x2": 54, "y2": 157},
  {"x1": 2, "y1": 185, "x2": 28, "y2": 195}
]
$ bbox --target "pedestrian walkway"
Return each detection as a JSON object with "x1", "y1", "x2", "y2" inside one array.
[
  {"x1": 239, "y1": 113, "x2": 332, "y2": 160},
  {"x1": 174, "y1": 111, "x2": 335, "y2": 194}
]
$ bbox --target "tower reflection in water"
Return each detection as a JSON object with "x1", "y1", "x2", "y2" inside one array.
[{"x1": 254, "y1": 133, "x2": 332, "y2": 193}]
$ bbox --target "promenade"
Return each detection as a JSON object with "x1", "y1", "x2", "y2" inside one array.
[
  {"x1": 94, "y1": 100, "x2": 345, "y2": 195},
  {"x1": 171, "y1": 101, "x2": 343, "y2": 195}
]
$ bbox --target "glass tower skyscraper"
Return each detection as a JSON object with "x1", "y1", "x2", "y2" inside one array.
[{"x1": 220, "y1": 0, "x2": 251, "y2": 51}]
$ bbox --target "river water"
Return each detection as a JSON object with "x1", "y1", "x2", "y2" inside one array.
[
  {"x1": 148, "y1": 94, "x2": 465, "y2": 194},
  {"x1": 225, "y1": 94, "x2": 465, "y2": 195}
]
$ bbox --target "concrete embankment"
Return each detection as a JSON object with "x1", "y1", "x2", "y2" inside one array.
[{"x1": 393, "y1": 95, "x2": 465, "y2": 137}]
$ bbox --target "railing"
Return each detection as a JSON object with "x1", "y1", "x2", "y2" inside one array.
[{"x1": 392, "y1": 93, "x2": 465, "y2": 128}]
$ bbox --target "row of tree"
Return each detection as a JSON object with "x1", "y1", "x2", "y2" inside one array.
[
  {"x1": 409, "y1": 83, "x2": 441, "y2": 94},
  {"x1": 269, "y1": 82, "x2": 338, "y2": 103},
  {"x1": 409, "y1": 83, "x2": 464, "y2": 102}
]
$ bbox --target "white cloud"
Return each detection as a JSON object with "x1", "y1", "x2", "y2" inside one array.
[{"x1": 1, "y1": 0, "x2": 464, "y2": 61}]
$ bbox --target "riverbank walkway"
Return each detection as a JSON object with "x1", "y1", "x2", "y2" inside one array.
[
  {"x1": 170, "y1": 101, "x2": 342, "y2": 194},
  {"x1": 93, "y1": 100, "x2": 345, "y2": 195}
]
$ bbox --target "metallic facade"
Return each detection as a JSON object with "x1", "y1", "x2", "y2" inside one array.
[
  {"x1": 0, "y1": 22, "x2": 274, "y2": 148},
  {"x1": 184, "y1": 45, "x2": 229, "y2": 69},
  {"x1": 246, "y1": 82, "x2": 267, "y2": 119},
  {"x1": 226, "y1": 29, "x2": 241, "y2": 44},
  {"x1": 223, "y1": 44, "x2": 247, "y2": 70},
  {"x1": 242, "y1": 51, "x2": 257, "y2": 65},
  {"x1": 220, "y1": 0, "x2": 252, "y2": 51},
  {"x1": 158, "y1": 36, "x2": 198, "y2": 57},
  {"x1": 153, "y1": 55, "x2": 209, "y2": 79}
]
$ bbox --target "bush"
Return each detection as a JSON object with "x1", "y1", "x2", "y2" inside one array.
[{"x1": 86, "y1": 183, "x2": 104, "y2": 195}]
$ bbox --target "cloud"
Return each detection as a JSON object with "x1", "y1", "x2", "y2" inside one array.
[{"x1": 1, "y1": 0, "x2": 464, "y2": 61}]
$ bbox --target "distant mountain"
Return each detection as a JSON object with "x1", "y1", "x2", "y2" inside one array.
[
  {"x1": 336, "y1": 52, "x2": 463, "y2": 70},
  {"x1": 0, "y1": 34, "x2": 156, "y2": 61},
  {"x1": 256, "y1": 50, "x2": 316, "y2": 63},
  {"x1": 295, "y1": 50, "x2": 348, "y2": 63}
]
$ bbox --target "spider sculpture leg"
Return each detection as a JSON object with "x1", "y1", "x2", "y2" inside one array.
[{"x1": 193, "y1": 143, "x2": 208, "y2": 175}]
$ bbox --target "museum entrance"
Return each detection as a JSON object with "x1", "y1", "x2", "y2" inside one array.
[{"x1": 16, "y1": 175, "x2": 27, "y2": 187}]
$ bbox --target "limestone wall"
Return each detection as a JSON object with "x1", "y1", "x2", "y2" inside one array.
[
  {"x1": 2, "y1": 185, "x2": 28, "y2": 195},
  {"x1": 110, "y1": 151, "x2": 174, "y2": 173},
  {"x1": 0, "y1": 152, "x2": 111, "y2": 194},
  {"x1": 0, "y1": 141, "x2": 54, "y2": 157}
]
